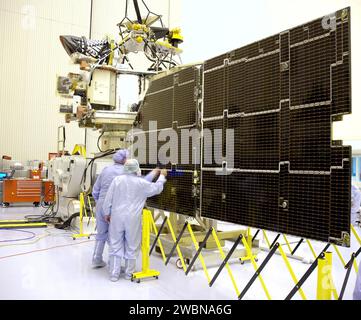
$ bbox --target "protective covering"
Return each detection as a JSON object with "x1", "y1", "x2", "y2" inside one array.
[
  {"x1": 123, "y1": 158, "x2": 141, "y2": 175},
  {"x1": 92, "y1": 241, "x2": 106, "y2": 268},
  {"x1": 93, "y1": 163, "x2": 126, "y2": 242},
  {"x1": 92, "y1": 162, "x2": 157, "y2": 267},
  {"x1": 113, "y1": 149, "x2": 130, "y2": 164},
  {"x1": 109, "y1": 255, "x2": 123, "y2": 282},
  {"x1": 104, "y1": 172, "x2": 166, "y2": 277}
]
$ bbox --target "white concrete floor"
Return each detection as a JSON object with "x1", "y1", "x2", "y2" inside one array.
[{"x1": 0, "y1": 206, "x2": 359, "y2": 300}]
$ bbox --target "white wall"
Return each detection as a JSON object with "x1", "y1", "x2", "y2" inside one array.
[
  {"x1": 0, "y1": 0, "x2": 91, "y2": 163},
  {"x1": 181, "y1": 0, "x2": 361, "y2": 147}
]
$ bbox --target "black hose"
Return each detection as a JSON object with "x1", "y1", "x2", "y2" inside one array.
[
  {"x1": 81, "y1": 149, "x2": 119, "y2": 192},
  {"x1": 97, "y1": 131, "x2": 105, "y2": 152},
  {"x1": 54, "y1": 212, "x2": 80, "y2": 230}
]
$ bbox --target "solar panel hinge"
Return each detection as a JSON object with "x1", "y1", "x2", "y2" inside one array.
[
  {"x1": 194, "y1": 85, "x2": 202, "y2": 100},
  {"x1": 279, "y1": 198, "x2": 289, "y2": 210},
  {"x1": 280, "y1": 61, "x2": 289, "y2": 72},
  {"x1": 228, "y1": 50, "x2": 236, "y2": 61},
  {"x1": 332, "y1": 115, "x2": 343, "y2": 122},
  {"x1": 173, "y1": 74, "x2": 179, "y2": 85},
  {"x1": 332, "y1": 140, "x2": 343, "y2": 146},
  {"x1": 329, "y1": 232, "x2": 350, "y2": 247}
]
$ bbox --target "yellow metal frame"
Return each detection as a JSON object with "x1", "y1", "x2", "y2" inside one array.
[
  {"x1": 240, "y1": 228, "x2": 258, "y2": 263},
  {"x1": 282, "y1": 234, "x2": 293, "y2": 254},
  {"x1": 211, "y1": 229, "x2": 240, "y2": 297},
  {"x1": 278, "y1": 245, "x2": 307, "y2": 300},
  {"x1": 316, "y1": 252, "x2": 338, "y2": 300},
  {"x1": 306, "y1": 239, "x2": 317, "y2": 260},
  {"x1": 149, "y1": 214, "x2": 167, "y2": 263},
  {"x1": 351, "y1": 224, "x2": 361, "y2": 246},
  {"x1": 332, "y1": 244, "x2": 346, "y2": 267},
  {"x1": 262, "y1": 229, "x2": 271, "y2": 248},
  {"x1": 241, "y1": 235, "x2": 272, "y2": 300},
  {"x1": 0, "y1": 220, "x2": 31, "y2": 223},
  {"x1": 156, "y1": 216, "x2": 241, "y2": 298},
  {"x1": 263, "y1": 232, "x2": 341, "y2": 300},
  {"x1": 71, "y1": 144, "x2": 86, "y2": 158},
  {"x1": 108, "y1": 38, "x2": 115, "y2": 66},
  {"x1": 259, "y1": 230, "x2": 311, "y2": 300},
  {"x1": 166, "y1": 218, "x2": 187, "y2": 272},
  {"x1": 0, "y1": 219, "x2": 47, "y2": 228},
  {"x1": 0, "y1": 222, "x2": 47, "y2": 228},
  {"x1": 187, "y1": 224, "x2": 211, "y2": 284},
  {"x1": 72, "y1": 193, "x2": 92, "y2": 239},
  {"x1": 154, "y1": 220, "x2": 344, "y2": 300},
  {"x1": 132, "y1": 209, "x2": 160, "y2": 281}
]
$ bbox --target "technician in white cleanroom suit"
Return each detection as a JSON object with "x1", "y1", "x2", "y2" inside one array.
[
  {"x1": 91, "y1": 151, "x2": 159, "y2": 268},
  {"x1": 103, "y1": 159, "x2": 167, "y2": 281},
  {"x1": 91, "y1": 149, "x2": 129, "y2": 268}
]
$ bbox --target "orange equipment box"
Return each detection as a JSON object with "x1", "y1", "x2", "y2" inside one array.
[
  {"x1": 2, "y1": 180, "x2": 55, "y2": 207},
  {"x1": 3, "y1": 179, "x2": 42, "y2": 206}
]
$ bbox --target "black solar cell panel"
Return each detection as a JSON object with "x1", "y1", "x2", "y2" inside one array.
[{"x1": 136, "y1": 7, "x2": 351, "y2": 246}]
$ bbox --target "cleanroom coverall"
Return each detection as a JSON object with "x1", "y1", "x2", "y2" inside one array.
[
  {"x1": 103, "y1": 173, "x2": 166, "y2": 261},
  {"x1": 351, "y1": 185, "x2": 361, "y2": 225},
  {"x1": 93, "y1": 164, "x2": 125, "y2": 242},
  {"x1": 93, "y1": 167, "x2": 156, "y2": 242}
]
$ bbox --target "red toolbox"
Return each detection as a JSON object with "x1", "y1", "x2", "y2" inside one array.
[{"x1": 2, "y1": 179, "x2": 54, "y2": 207}]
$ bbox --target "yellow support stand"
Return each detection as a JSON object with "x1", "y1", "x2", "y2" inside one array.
[
  {"x1": 351, "y1": 224, "x2": 361, "y2": 246},
  {"x1": 0, "y1": 222, "x2": 47, "y2": 229},
  {"x1": 262, "y1": 230, "x2": 271, "y2": 248},
  {"x1": 211, "y1": 229, "x2": 241, "y2": 297},
  {"x1": 240, "y1": 228, "x2": 258, "y2": 263},
  {"x1": 166, "y1": 218, "x2": 187, "y2": 272},
  {"x1": 72, "y1": 193, "x2": 91, "y2": 240},
  {"x1": 306, "y1": 239, "x2": 317, "y2": 260},
  {"x1": 283, "y1": 234, "x2": 293, "y2": 254},
  {"x1": 132, "y1": 209, "x2": 160, "y2": 282},
  {"x1": 241, "y1": 236, "x2": 272, "y2": 300},
  {"x1": 278, "y1": 245, "x2": 307, "y2": 300},
  {"x1": 149, "y1": 215, "x2": 167, "y2": 263},
  {"x1": 187, "y1": 224, "x2": 211, "y2": 284},
  {"x1": 317, "y1": 252, "x2": 337, "y2": 300},
  {"x1": 87, "y1": 195, "x2": 94, "y2": 219},
  {"x1": 352, "y1": 258, "x2": 359, "y2": 273},
  {"x1": 332, "y1": 244, "x2": 346, "y2": 267},
  {"x1": 72, "y1": 144, "x2": 86, "y2": 158}
]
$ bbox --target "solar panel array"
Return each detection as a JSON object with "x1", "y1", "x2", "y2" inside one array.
[
  {"x1": 135, "y1": 66, "x2": 202, "y2": 216},
  {"x1": 136, "y1": 7, "x2": 352, "y2": 246}
]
